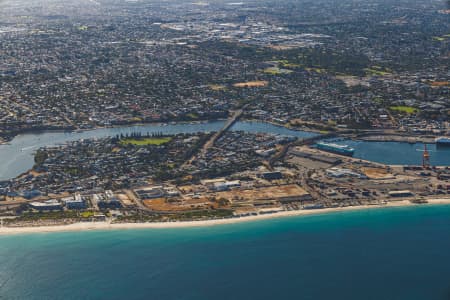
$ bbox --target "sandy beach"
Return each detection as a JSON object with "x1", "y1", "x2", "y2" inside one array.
[{"x1": 1, "y1": 198, "x2": 449, "y2": 235}]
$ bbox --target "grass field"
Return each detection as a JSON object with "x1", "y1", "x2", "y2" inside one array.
[
  {"x1": 432, "y1": 36, "x2": 447, "y2": 41},
  {"x1": 263, "y1": 67, "x2": 293, "y2": 75},
  {"x1": 279, "y1": 61, "x2": 301, "y2": 68},
  {"x1": 120, "y1": 137, "x2": 172, "y2": 146},
  {"x1": 365, "y1": 66, "x2": 392, "y2": 76},
  {"x1": 305, "y1": 67, "x2": 326, "y2": 74},
  {"x1": 81, "y1": 211, "x2": 95, "y2": 218},
  {"x1": 389, "y1": 106, "x2": 420, "y2": 114},
  {"x1": 186, "y1": 113, "x2": 199, "y2": 119}
]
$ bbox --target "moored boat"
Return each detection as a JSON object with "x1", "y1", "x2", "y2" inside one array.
[
  {"x1": 315, "y1": 142, "x2": 355, "y2": 156},
  {"x1": 435, "y1": 137, "x2": 450, "y2": 147}
]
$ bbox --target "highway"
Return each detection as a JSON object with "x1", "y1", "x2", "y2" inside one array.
[
  {"x1": 201, "y1": 108, "x2": 244, "y2": 152},
  {"x1": 186, "y1": 107, "x2": 245, "y2": 165}
]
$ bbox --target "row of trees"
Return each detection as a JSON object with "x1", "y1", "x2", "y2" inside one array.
[{"x1": 111, "y1": 131, "x2": 166, "y2": 142}]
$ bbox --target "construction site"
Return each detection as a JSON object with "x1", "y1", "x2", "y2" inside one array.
[{"x1": 102, "y1": 141, "x2": 450, "y2": 221}]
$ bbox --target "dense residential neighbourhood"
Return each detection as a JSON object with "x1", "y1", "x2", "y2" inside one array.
[
  {"x1": 0, "y1": 0, "x2": 449, "y2": 226},
  {"x1": 0, "y1": 0, "x2": 448, "y2": 144}
]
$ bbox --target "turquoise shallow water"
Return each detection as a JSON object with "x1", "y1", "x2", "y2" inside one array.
[{"x1": 1, "y1": 205, "x2": 450, "y2": 300}]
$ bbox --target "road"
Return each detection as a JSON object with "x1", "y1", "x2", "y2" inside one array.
[
  {"x1": 201, "y1": 109, "x2": 243, "y2": 152},
  {"x1": 186, "y1": 107, "x2": 245, "y2": 165},
  {"x1": 124, "y1": 189, "x2": 149, "y2": 211},
  {"x1": 268, "y1": 132, "x2": 338, "y2": 168}
]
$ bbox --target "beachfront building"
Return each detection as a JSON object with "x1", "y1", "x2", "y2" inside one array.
[
  {"x1": 388, "y1": 190, "x2": 414, "y2": 197},
  {"x1": 29, "y1": 200, "x2": 62, "y2": 211},
  {"x1": 63, "y1": 194, "x2": 86, "y2": 210},
  {"x1": 96, "y1": 190, "x2": 121, "y2": 209},
  {"x1": 201, "y1": 179, "x2": 241, "y2": 191},
  {"x1": 134, "y1": 186, "x2": 165, "y2": 199}
]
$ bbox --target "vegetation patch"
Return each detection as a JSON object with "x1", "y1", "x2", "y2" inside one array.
[
  {"x1": 186, "y1": 113, "x2": 199, "y2": 120},
  {"x1": 34, "y1": 149, "x2": 48, "y2": 167},
  {"x1": 305, "y1": 67, "x2": 326, "y2": 74},
  {"x1": 373, "y1": 97, "x2": 384, "y2": 104},
  {"x1": 81, "y1": 211, "x2": 95, "y2": 218},
  {"x1": 365, "y1": 66, "x2": 392, "y2": 76},
  {"x1": 120, "y1": 137, "x2": 172, "y2": 146},
  {"x1": 432, "y1": 36, "x2": 446, "y2": 41},
  {"x1": 289, "y1": 119, "x2": 336, "y2": 131},
  {"x1": 280, "y1": 62, "x2": 301, "y2": 68},
  {"x1": 273, "y1": 49, "x2": 372, "y2": 76},
  {"x1": 271, "y1": 60, "x2": 301, "y2": 68},
  {"x1": 389, "y1": 106, "x2": 420, "y2": 114},
  {"x1": 263, "y1": 67, "x2": 293, "y2": 75}
]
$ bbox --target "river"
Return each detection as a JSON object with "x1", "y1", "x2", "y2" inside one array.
[
  {"x1": 0, "y1": 121, "x2": 449, "y2": 181},
  {"x1": 0, "y1": 121, "x2": 316, "y2": 181}
]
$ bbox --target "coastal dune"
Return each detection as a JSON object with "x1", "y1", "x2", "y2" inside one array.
[{"x1": 1, "y1": 199, "x2": 450, "y2": 235}]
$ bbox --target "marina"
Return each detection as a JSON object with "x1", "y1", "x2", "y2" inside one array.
[
  {"x1": 328, "y1": 139, "x2": 450, "y2": 166},
  {"x1": 436, "y1": 137, "x2": 450, "y2": 146}
]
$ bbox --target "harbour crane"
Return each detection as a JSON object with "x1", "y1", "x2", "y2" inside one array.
[{"x1": 422, "y1": 144, "x2": 430, "y2": 169}]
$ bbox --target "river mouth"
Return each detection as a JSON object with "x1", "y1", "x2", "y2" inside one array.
[{"x1": 0, "y1": 121, "x2": 449, "y2": 181}]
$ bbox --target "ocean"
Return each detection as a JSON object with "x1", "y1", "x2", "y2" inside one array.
[{"x1": 1, "y1": 205, "x2": 450, "y2": 300}]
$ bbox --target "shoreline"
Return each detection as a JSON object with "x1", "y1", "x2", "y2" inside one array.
[
  {"x1": 1, "y1": 119, "x2": 445, "y2": 146},
  {"x1": 0, "y1": 119, "x2": 223, "y2": 138},
  {"x1": 1, "y1": 198, "x2": 449, "y2": 236},
  {"x1": 358, "y1": 135, "x2": 437, "y2": 144}
]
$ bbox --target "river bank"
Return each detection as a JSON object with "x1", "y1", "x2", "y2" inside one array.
[
  {"x1": 0, "y1": 120, "x2": 319, "y2": 181},
  {"x1": 242, "y1": 118, "x2": 327, "y2": 134},
  {"x1": 1, "y1": 198, "x2": 449, "y2": 235},
  {"x1": 358, "y1": 134, "x2": 437, "y2": 143},
  {"x1": 2, "y1": 119, "x2": 447, "y2": 181}
]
